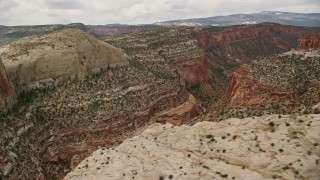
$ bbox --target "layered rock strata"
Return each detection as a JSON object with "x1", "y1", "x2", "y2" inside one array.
[
  {"x1": 196, "y1": 23, "x2": 316, "y2": 69},
  {"x1": 225, "y1": 49, "x2": 320, "y2": 107},
  {"x1": 298, "y1": 32, "x2": 320, "y2": 50}
]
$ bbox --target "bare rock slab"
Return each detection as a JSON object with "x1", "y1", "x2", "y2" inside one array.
[{"x1": 65, "y1": 114, "x2": 320, "y2": 180}]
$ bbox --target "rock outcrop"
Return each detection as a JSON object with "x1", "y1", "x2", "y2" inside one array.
[
  {"x1": 225, "y1": 66, "x2": 293, "y2": 107},
  {"x1": 0, "y1": 29, "x2": 128, "y2": 90},
  {"x1": 0, "y1": 58, "x2": 16, "y2": 110},
  {"x1": 175, "y1": 56, "x2": 211, "y2": 87},
  {"x1": 225, "y1": 49, "x2": 320, "y2": 108},
  {"x1": 157, "y1": 94, "x2": 200, "y2": 125},
  {"x1": 65, "y1": 114, "x2": 320, "y2": 180},
  {"x1": 298, "y1": 32, "x2": 320, "y2": 50}
]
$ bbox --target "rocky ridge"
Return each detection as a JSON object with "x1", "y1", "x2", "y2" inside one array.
[
  {"x1": 88, "y1": 25, "x2": 160, "y2": 35},
  {"x1": 225, "y1": 66, "x2": 293, "y2": 108},
  {"x1": 0, "y1": 23, "x2": 90, "y2": 47},
  {"x1": 156, "y1": 11, "x2": 320, "y2": 27},
  {"x1": 0, "y1": 29, "x2": 128, "y2": 91},
  {"x1": 65, "y1": 114, "x2": 320, "y2": 180},
  {"x1": 196, "y1": 23, "x2": 316, "y2": 69},
  {"x1": 225, "y1": 49, "x2": 320, "y2": 107}
]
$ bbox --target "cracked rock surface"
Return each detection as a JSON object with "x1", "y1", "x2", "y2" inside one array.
[{"x1": 65, "y1": 114, "x2": 320, "y2": 180}]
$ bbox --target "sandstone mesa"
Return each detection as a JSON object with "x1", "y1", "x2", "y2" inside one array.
[{"x1": 0, "y1": 29, "x2": 128, "y2": 91}]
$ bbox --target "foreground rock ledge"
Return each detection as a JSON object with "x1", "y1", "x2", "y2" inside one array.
[{"x1": 65, "y1": 114, "x2": 320, "y2": 180}]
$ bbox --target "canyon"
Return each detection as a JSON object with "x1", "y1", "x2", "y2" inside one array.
[
  {"x1": 196, "y1": 23, "x2": 317, "y2": 69},
  {"x1": 0, "y1": 22, "x2": 319, "y2": 179}
]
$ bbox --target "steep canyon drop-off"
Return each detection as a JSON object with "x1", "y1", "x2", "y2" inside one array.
[{"x1": 1, "y1": 23, "x2": 320, "y2": 179}]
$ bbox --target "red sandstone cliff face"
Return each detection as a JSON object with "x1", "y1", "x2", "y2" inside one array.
[
  {"x1": 186, "y1": 24, "x2": 318, "y2": 106},
  {"x1": 39, "y1": 92, "x2": 201, "y2": 177},
  {"x1": 195, "y1": 23, "x2": 317, "y2": 69},
  {"x1": 174, "y1": 56, "x2": 212, "y2": 87},
  {"x1": 171, "y1": 24, "x2": 317, "y2": 108},
  {"x1": 225, "y1": 66, "x2": 293, "y2": 107},
  {"x1": 45, "y1": 91, "x2": 195, "y2": 165},
  {"x1": 157, "y1": 95, "x2": 200, "y2": 125},
  {"x1": 298, "y1": 32, "x2": 320, "y2": 50}
]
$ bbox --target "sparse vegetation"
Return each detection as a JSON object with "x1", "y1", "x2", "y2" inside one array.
[{"x1": 1, "y1": 23, "x2": 320, "y2": 179}]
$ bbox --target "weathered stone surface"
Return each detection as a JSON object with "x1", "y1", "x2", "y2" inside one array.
[
  {"x1": 0, "y1": 58, "x2": 16, "y2": 110},
  {"x1": 65, "y1": 114, "x2": 320, "y2": 180},
  {"x1": 0, "y1": 29, "x2": 128, "y2": 89}
]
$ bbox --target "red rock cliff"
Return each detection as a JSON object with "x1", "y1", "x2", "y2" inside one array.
[
  {"x1": 225, "y1": 66, "x2": 293, "y2": 107},
  {"x1": 174, "y1": 55, "x2": 211, "y2": 87},
  {"x1": 157, "y1": 94, "x2": 200, "y2": 125},
  {"x1": 196, "y1": 23, "x2": 317, "y2": 68},
  {"x1": 298, "y1": 32, "x2": 320, "y2": 50}
]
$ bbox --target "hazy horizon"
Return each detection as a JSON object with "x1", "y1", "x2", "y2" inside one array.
[{"x1": 0, "y1": 0, "x2": 319, "y2": 26}]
